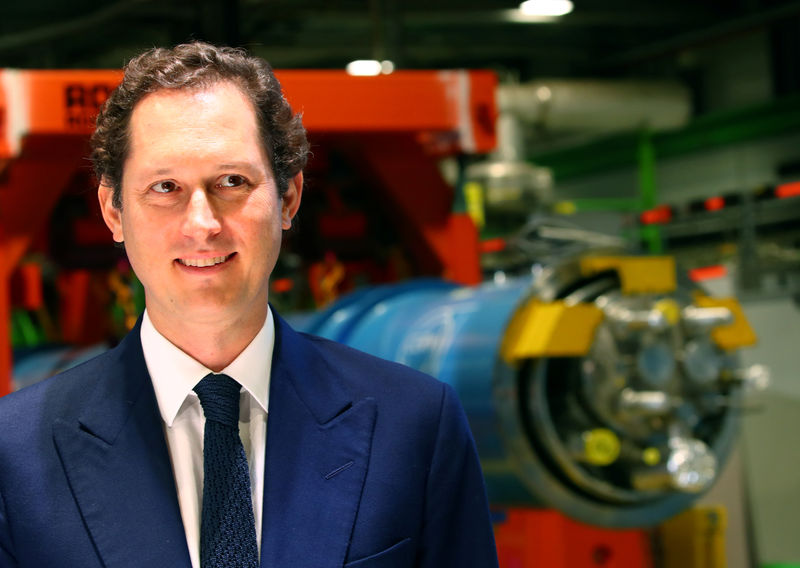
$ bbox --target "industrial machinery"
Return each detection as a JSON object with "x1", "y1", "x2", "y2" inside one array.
[{"x1": 296, "y1": 244, "x2": 765, "y2": 528}]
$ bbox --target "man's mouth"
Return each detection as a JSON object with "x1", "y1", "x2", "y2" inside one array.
[{"x1": 177, "y1": 253, "x2": 235, "y2": 267}]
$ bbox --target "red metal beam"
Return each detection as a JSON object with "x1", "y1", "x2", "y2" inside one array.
[
  {"x1": 1, "y1": 69, "x2": 497, "y2": 159},
  {"x1": 278, "y1": 70, "x2": 497, "y2": 153},
  {"x1": 0, "y1": 70, "x2": 123, "y2": 159}
]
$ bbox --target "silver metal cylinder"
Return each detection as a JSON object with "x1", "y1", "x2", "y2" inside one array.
[
  {"x1": 682, "y1": 305, "x2": 734, "y2": 332},
  {"x1": 618, "y1": 388, "x2": 675, "y2": 416}
]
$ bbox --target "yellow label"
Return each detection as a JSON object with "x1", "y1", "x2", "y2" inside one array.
[
  {"x1": 584, "y1": 429, "x2": 621, "y2": 466},
  {"x1": 553, "y1": 200, "x2": 577, "y2": 215},
  {"x1": 643, "y1": 447, "x2": 661, "y2": 466},
  {"x1": 463, "y1": 182, "x2": 485, "y2": 229}
]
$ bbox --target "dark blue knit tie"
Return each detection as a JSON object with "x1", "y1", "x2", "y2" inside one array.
[{"x1": 194, "y1": 373, "x2": 259, "y2": 568}]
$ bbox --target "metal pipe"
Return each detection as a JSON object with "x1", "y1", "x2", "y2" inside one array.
[
  {"x1": 619, "y1": 389, "x2": 675, "y2": 416},
  {"x1": 682, "y1": 305, "x2": 734, "y2": 331},
  {"x1": 497, "y1": 80, "x2": 691, "y2": 133}
]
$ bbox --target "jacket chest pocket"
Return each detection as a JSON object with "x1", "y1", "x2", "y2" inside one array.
[{"x1": 344, "y1": 537, "x2": 413, "y2": 567}]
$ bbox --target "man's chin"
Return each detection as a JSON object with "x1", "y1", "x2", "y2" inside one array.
[{"x1": 171, "y1": 297, "x2": 267, "y2": 325}]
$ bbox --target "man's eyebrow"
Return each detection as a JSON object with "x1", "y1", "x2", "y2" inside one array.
[
  {"x1": 143, "y1": 163, "x2": 259, "y2": 176},
  {"x1": 217, "y1": 162, "x2": 260, "y2": 170}
]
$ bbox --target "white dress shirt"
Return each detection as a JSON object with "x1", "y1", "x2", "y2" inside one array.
[{"x1": 141, "y1": 308, "x2": 273, "y2": 568}]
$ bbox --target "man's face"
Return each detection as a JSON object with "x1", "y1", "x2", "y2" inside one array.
[{"x1": 98, "y1": 81, "x2": 301, "y2": 331}]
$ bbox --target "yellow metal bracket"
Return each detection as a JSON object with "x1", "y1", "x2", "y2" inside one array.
[
  {"x1": 580, "y1": 256, "x2": 677, "y2": 294},
  {"x1": 659, "y1": 506, "x2": 727, "y2": 568},
  {"x1": 500, "y1": 299, "x2": 603, "y2": 363},
  {"x1": 693, "y1": 294, "x2": 757, "y2": 350}
]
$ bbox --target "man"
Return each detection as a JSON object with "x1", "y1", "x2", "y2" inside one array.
[{"x1": 0, "y1": 42, "x2": 498, "y2": 567}]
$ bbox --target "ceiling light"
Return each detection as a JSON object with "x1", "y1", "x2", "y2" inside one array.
[
  {"x1": 346, "y1": 59, "x2": 395, "y2": 76},
  {"x1": 519, "y1": 0, "x2": 574, "y2": 17}
]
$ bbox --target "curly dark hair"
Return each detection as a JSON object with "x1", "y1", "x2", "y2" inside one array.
[{"x1": 91, "y1": 41, "x2": 309, "y2": 209}]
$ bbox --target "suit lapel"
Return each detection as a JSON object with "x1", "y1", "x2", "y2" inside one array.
[
  {"x1": 52, "y1": 322, "x2": 191, "y2": 568},
  {"x1": 261, "y1": 314, "x2": 377, "y2": 568}
]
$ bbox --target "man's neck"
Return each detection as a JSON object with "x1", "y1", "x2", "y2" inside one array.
[{"x1": 145, "y1": 306, "x2": 268, "y2": 372}]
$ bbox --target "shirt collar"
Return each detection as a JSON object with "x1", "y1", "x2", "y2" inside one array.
[{"x1": 142, "y1": 308, "x2": 275, "y2": 427}]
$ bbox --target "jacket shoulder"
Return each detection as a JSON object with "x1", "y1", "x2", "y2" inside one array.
[
  {"x1": 0, "y1": 346, "x2": 119, "y2": 430},
  {"x1": 299, "y1": 331, "x2": 445, "y2": 399}
]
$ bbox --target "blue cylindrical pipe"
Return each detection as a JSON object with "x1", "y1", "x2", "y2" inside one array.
[{"x1": 295, "y1": 277, "x2": 532, "y2": 479}]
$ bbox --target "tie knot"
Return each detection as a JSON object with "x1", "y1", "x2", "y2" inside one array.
[{"x1": 193, "y1": 373, "x2": 241, "y2": 427}]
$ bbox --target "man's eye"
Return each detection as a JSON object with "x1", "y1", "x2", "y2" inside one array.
[
  {"x1": 150, "y1": 180, "x2": 178, "y2": 193},
  {"x1": 218, "y1": 174, "x2": 247, "y2": 188}
]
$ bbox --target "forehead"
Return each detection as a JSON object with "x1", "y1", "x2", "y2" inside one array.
[
  {"x1": 124, "y1": 81, "x2": 268, "y2": 169},
  {"x1": 130, "y1": 81, "x2": 259, "y2": 133}
]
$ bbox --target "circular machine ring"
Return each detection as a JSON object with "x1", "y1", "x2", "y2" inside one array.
[{"x1": 491, "y1": 254, "x2": 740, "y2": 527}]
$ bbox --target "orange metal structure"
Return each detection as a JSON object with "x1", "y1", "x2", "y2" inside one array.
[
  {"x1": 494, "y1": 508, "x2": 653, "y2": 568},
  {"x1": 0, "y1": 68, "x2": 497, "y2": 396}
]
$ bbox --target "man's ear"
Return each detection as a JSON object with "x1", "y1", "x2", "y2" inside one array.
[
  {"x1": 98, "y1": 181, "x2": 124, "y2": 243},
  {"x1": 281, "y1": 172, "x2": 303, "y2": 230}
]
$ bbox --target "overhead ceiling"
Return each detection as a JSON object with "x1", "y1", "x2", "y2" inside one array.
[{"x1": 1, "y1": 0, "x2": 799, "y2": 86}]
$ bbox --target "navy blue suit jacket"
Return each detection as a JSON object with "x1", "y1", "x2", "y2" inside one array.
[{"x1": 0, "y1": 313, "x2": 498, "y2": 567}]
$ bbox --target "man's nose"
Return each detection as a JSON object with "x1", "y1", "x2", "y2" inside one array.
[{"x1": 182, "y1": 188, "x2": 222, "y2": 237}]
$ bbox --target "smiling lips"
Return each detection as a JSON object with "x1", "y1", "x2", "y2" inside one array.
[{"x1": 177, "y1": 253, "x2": 234, "y2": 267}]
